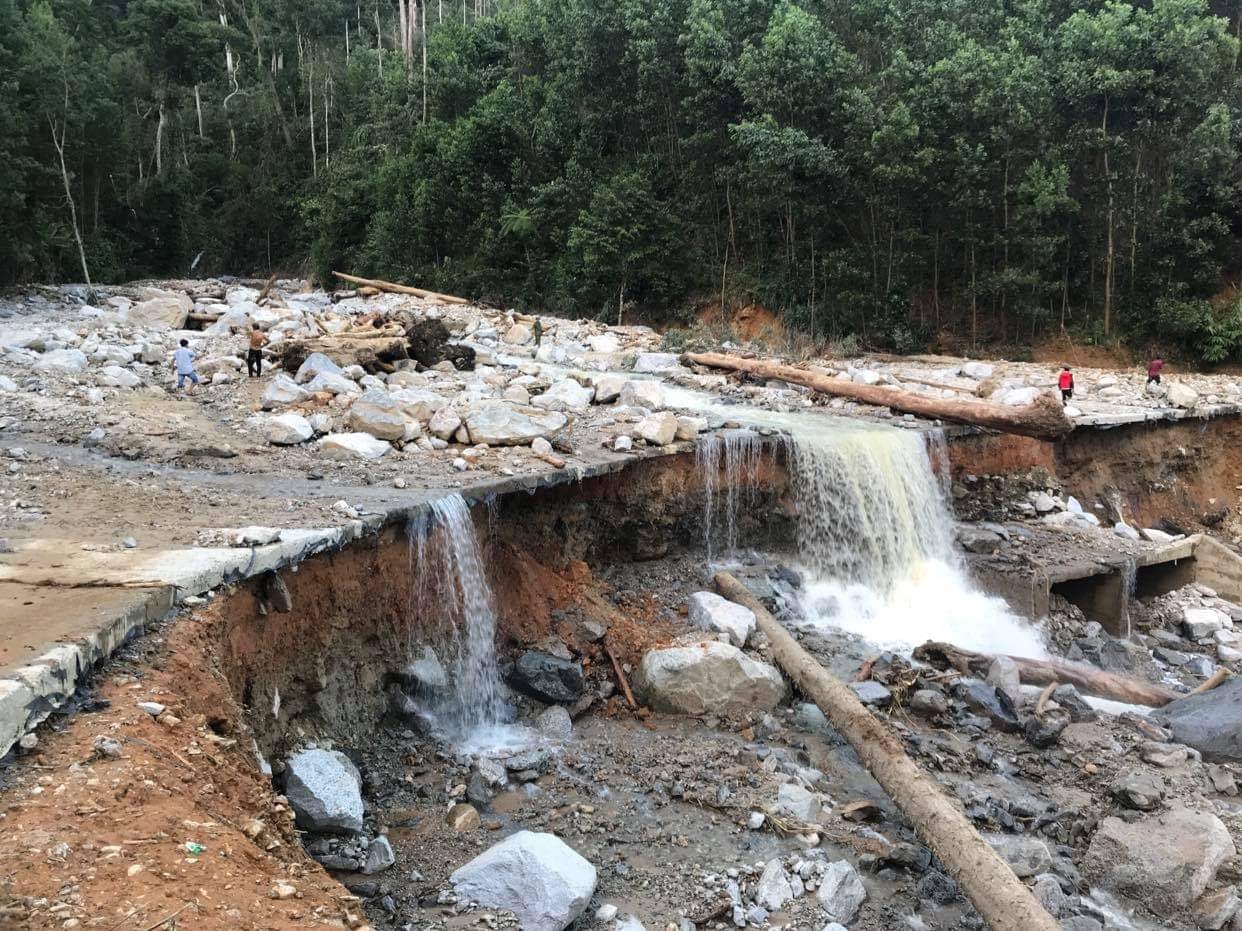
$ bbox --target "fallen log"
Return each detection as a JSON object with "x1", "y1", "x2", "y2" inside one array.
[
  {"x1": 714, "y1": 572, "x2": 1060, "y2": 931},
  {"x1": 276, "y1": 335, "x2": 410, "y2": 374},
  {"x1": 681, "y1": 351, "x2": 1073, "y2": 440},
  {"x1": 912, "y1": 641, "x2": 1179, "y2": 707},
  {"x1": 332, "y1": 271, "x2": 470, "y2": 306}
]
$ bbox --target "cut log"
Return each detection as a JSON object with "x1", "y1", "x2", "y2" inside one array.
[
  {"x1": 912, "y1": 641, "x2": 1179, "y2": 707},
  {"x1": 714, "y1": 572, "x2": 1060, "y2": 931},
  {"x1": 275, "y1": 335, "x2": 409, "y2": 374},
  {"x1": 332, "y1": 271, "x2": 470, "y2": 306},
  {"x1": 681, "y1": 351, "x2": 1073, "y2": 440}
]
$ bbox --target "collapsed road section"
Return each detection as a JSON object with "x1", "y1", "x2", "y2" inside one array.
[{"x1": 0, "y1": 280, "x2": 1241, "y2": 930}]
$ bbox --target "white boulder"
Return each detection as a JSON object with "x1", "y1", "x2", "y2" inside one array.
[
  {"x1": 1167, "y1": 381, "x2": 1199, "y2": 409},
  {"x1": 295, "y1": 352, "x2": 344, "y2": 384},
  {"x1": 97, "y1": 365, "x2": 141, "y2": 388},
  {"x1": 633, "y1": 641, "x2": 786, "y2": 715},
  {"x1": 390, "y1": 387, "x2": 447, "y2": 422},
  {"x1": 450, "y1": 831, "x2": 597, "y2": 931},
  {"x1": 618, "y1": 380, "x2": 664, "y2": 410},
  {"x1": 428, "y1": 408, "x2": 463, "y2": 440},
  {"x1": 632, "y1": 352, "x2": 683, "y2": 374},
  {"x1": 531, "y1": 379, "x2": 594, "y2": 412},
  {"x1": 349, "y1": 390, "x2": 409, "y2": 441},
  {"x1": 319, "y1": 433, "x2": 392, "y2": 461},
  {"x1": 1185, "y1": 607, "x2": 1231, "y2": 639},
  {"x1": 127, "y1": 290, "x2": 191, "y2": 329},
  {"x1": 263, "y1": 373, "x2": 311, "y2": 408},
  {"x1": 961, "y1": 361, "x2": 994, "y2": 379},
  {"x1": 265, "y1": 413, "x2": 314, "y2": 446},
  {"x1": 634, "y1": 412, "x2": 679, "y2": 446},
  {"x1": 306, "y1": 371, "x2": 360, "y2": 396},
  {"x1": 687, "y1": 591, "x2": 755, "y2": 647},
  {"x1": 503, "y1": 323, "x2": 533, "y2": 345},
  {"x1": 591, "y1": 374, "x2": 627, "y2": 404},
  {"x1": 464, "y1": 402, "x2": 568, "y2": 446},
  {"x1": 34, "y1": 348, "x2": 88, "y2": 373}
]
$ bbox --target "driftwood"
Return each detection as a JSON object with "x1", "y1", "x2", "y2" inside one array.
[
  {"x1": 714, "y1": 573, "x2": 1060, "y2": 931},
  {"x1": 276, "y1": 335, "x2": 409, "y2": 375},
  {"x1": 913, "y1": 641, "x2": 1180, "y2": 707},
  {"x1": 681, "y1": 351, "x2": 1073, "y2": 441},
  {"x1": 332, "y1": 271, "x2": 470, "y2": 306}
]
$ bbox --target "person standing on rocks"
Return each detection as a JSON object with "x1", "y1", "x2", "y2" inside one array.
[
  {"x1": 172, "y1": 338, "x2": 199, "y2": 394},
  {"x1": 533, "y1": 317, "x2": 543, "y2": 347},
  {"x1": 1058, "y1": 365, "x2": 1074, "y2": 405},
  {"x1": 1146, "y1": 355, "x2": 1165, "y2": 386},
  {"x1": 246, "y1": 323, "x2": 269, "y2": 378}
]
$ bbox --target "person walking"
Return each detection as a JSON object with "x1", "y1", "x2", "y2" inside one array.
[
  {"x1": 172, "y1": 339, "x2": 199, "y2": 394},
  {"x1": 1146, "y1": 355, "x2": 1165, "y2": 386},
  {"x1": 1058, "y1": 365, "x2": 1074, "y2": 405},
  {"x1": 246, "y1": 323, "x2": 269, "y2": 377}
]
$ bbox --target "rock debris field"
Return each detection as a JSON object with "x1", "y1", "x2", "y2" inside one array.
[{"x1": 0, "y1": 279, "x2": 1241, "y2": 931}]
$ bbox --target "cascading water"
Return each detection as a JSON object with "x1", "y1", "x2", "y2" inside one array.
[
  {"x1": 698, "y1": 421, "x2": 1047, "y2": 657},
  {"x1": 698, "y1": 429, "x2": 765, "y2": 563},
  {"x1": 788, "y1": 425, "x2": 1047, "y2": 657},
  {"x1": 407, "y1": 494, "x2": 508, "y2": 744}
]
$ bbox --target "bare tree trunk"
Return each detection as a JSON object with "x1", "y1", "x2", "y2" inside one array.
[
  {"x1": 323, "y1": 75, "x2": 330, "y2": 166},
  {"x1": 155, "y1": 98, "x2": 166, "y2": 176},
  {"x1": 618, "y1": 277, "x2": 625, "y2": 327},
  {"x1": 308, "y1": 56, "x2": 317, "y2": 177},
  {"x1": 375, "y1": 5, "x2": 384, "y2": 79},
  {"x1": 715, "y1": 574, "x2": 1061, "y2": 931},
  {"x1": 421, "y1": 0, "x2": 428, "y2": 122},
  {"x1": 49, "y1": 116, "x2": 93, "y2": 294},
  {"x1": 194, "y1": 85, "x2": 204, "y2": 137},
  {"x1": 681, "y1": 352, "x2": 1074, "y2": 440},
  {"x1": 345, "y1": 18, "x2": 351, "y2": 60}
]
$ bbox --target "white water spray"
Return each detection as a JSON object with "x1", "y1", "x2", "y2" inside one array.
[{"x1": 407, "y1": 494, "x2": 505, "y2": 740}]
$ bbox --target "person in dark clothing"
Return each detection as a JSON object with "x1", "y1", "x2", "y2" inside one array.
[
  {"x1": 247, "y1": 323, "x2": 268, "y2": 377},
  {"x1": 1146, "y1": 356, "x2": 1164, "y2": 385},
  {"x1": 1058, "y1": 365, "x2": 1074, "y2": 404},
  {"x1": 533, "y1": 317, "x2": 543, "y2": 347}
]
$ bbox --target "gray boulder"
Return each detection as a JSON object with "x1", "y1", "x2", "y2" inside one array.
[
  {"x1": 295, "y1": 351, "x2": 344, "y2": 384},
  {"x1": 687, "y1": 591, "x2": 755, "y2": 647},
  {"x1": 633, "y1": 642, "x2": 787, "y2": 716},
  {"x1": 1153, "y1": 676, "x2": 1242, "y2": 762},
  {"x1": 450, "y1": 831, "x2": 596, "y2": 931},
  {"x1": 509, "y1": 651, "x2": 584, "y2": 704},
  {"x1": 263, "y1": 373, "x2": 311, "y2": 408},
  {"x1": 349, "y1": 389, "x2": 410, "y2": 441},
  {"x1": 984, "y1": 834, "x2": 1051, "y2": 878},
  {"x1": 1085, "y1": 809, "x2": 1235, "y2": 916},
  {"x1": 284, "y1": 749, "x2": 364, "y2": 834},
  {"x1": 530, "y1": 379, "x2": 594, "y2": 413},
  {"x1": 465, "y1": 402, "x2": 568, "y2": 446},
  {"x1": 816, "y1": 861, "x2": 866, "y2": 924},
  {"x1": 363, "y1": 836, "x2": 396, "y2": 874}
]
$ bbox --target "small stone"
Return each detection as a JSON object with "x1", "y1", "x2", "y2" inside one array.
[
  {"x1": 816, "y1": 861, "x2": 866, "y2": 924},
  {"x1": 596, "y1": 904, "x2": 619, "y2": 922},
  {"x1": 271, "y1": 883, "x2": 297, "y2": 900},
  {"x1": 1193, "y1": 886, "x2": 1240, "y2": 930},
  {"x1": 447, "y1": 803, "x2": 481, "y2": 832},
  {"x1": 137, "y1": 702, "x2": 166, "y2": 717},
  {"x1": 848, "y1": 681, "x2": 891, "y2": 707},
  {"x1": 909, "y1": 689, "x2": 948, "y2": 716},
  {"x1": 748, "y1": 812, "x2": 766, "y2": 830},
  {"x1": 92, "y1": 735, "x2": 122, "y2": 759},
  {"x1": 775, "y1": 783, "x2": 821, "y2": 823},
  {"x1": 363, "y1": 836, "x2": 396, "y2": 874},
  {"x1": 18, "y1": 733, "x2": 37, "y2": 751},
  {"x1": 122, "y1": 536, "x2": 137, "y2": 549}
]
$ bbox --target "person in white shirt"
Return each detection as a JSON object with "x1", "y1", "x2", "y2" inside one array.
[{"x1": 172, "y1": 339, "x2": 199, "y2": 394}]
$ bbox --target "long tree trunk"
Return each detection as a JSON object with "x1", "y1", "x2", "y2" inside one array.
[
  {"x1": 714, "y1": 574, "x2": 1062, "y2": 931},
  {"x1": 49, "y1": 116, "x2": 93, "y2": 294},
  {"x1": 681, "y1": 351, "x2": 1074, "y2": 440},
  {"x1": 194, "y1": 85, "x2": 204, "y2": 137},
  {"x1": 155, "y1": 98, "x2": 166, "y2": 176}
]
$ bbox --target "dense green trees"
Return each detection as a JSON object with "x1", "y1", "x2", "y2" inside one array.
[{"x1": 4, "y1": 0, "x2": 1242, "y2": 362}]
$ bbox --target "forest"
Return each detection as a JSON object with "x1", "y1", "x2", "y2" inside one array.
[{"x1": 4, "y1": 0, "x2": 1242, "y2": 361}]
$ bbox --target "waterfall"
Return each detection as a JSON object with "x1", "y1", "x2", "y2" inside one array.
[
  {"x1": 698, "y1": 429, "x2": 765, "y2": 563},
  {"x1": 407, "y1": 494, "x2": 504, "y2": 739},
  {"x1": 785, "y1": 425, "x2": 1047, "y2": 657}
]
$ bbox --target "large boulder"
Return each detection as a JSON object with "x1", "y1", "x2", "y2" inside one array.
[
  {"x1": 295, "y1": 351, "x2": 344, "y2": 384},
  {"x1": 127, "y1": 290, "x2": 191, "y2": 329},
  {"x1": 633, "y1": 642, "x2": 786, "y2": 715},
  {"x1": 1153, "y1": 676, "x2": 1242, "y2": 762},
  {"x1": 1085, "y1": 809, "x2": 1235, "y2": 916},
  {"x1": 687, "y1": 591, "x2": 755, "y2": 647},
  {"x1": 632, "y1": 352, "x2": 683, "y2": 374},
  {"x1": 531, "y1": 379, "x2": 594, "y2": 413},
  {"x1": 591, "y1": 374, "x2": 627, "y2": 404},
  {"x1": 1167, "y1": 381, "x2": 1199, "y2": 409},
  {"x1": 319, "y1": 432, "x2": 391, "y2": 461},
  {"x1": 263, "y1": 373, "x2": 311, "y2": 408},
  {"x1": 97, "y1": 365, "x2": 141, "y2": 388},
  {"x1": 390, "y1": 387, "x2": 448, "y2": 422},
  {"x1": 634, "y1": 411, "x2": 679, "y2": 446},
  {"x1": 306, "y1": 371, "x2": 360, "y2": 396},
  {"x1": 349, "y1": 389, "x2": 409, "y2": 441},
  {"x1": 509, "y1": 652, "x2": 584, "y2": 704},
  {"x1": 984, "y1": 834, "x2": 1051, "y2": 878},
  {"x1": 817, "y1": 861, "x2": 867, "y2": 925},
  {"x1": 450, "y1": 831, "x2": 596, "y2": 931},
  {"x1": 503, "y1": 323, "x2": 533, "y2": 345},
  {"x1": 1184, "y1": 606, "x2": 1231, "y2": 639},
  {"x1": 264, "y1": 413, "x2": 314, "y2": 446},
  {"x1": 464, "y1": 402, "x2": 568, "y2": 446},
  {"x1": 34, "y1": 348, "x2": 89, "y2": 373},
  {"x1": 618, "y1": 380, "x2": 665, "y2": 410},
  {"x1": 284, "y1": 749, "x2": 364, "y2": 834}
]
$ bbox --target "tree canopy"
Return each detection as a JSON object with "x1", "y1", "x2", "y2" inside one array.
[{"x1": 4, "y1": 0, "x2": 1242, "y2": 361}]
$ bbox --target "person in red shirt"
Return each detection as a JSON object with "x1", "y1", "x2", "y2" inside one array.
[
  {"x1": 1147, "y1": 356, "x2": 1165, "y2": 385},
  {"x1": 1058, "y1": 365, "x2": 1074, "y2": 404}
]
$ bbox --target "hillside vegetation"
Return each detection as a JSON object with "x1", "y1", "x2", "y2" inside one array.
[{"x1": 5, "y1": 0, "x2": 1242, "y2": 361}]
